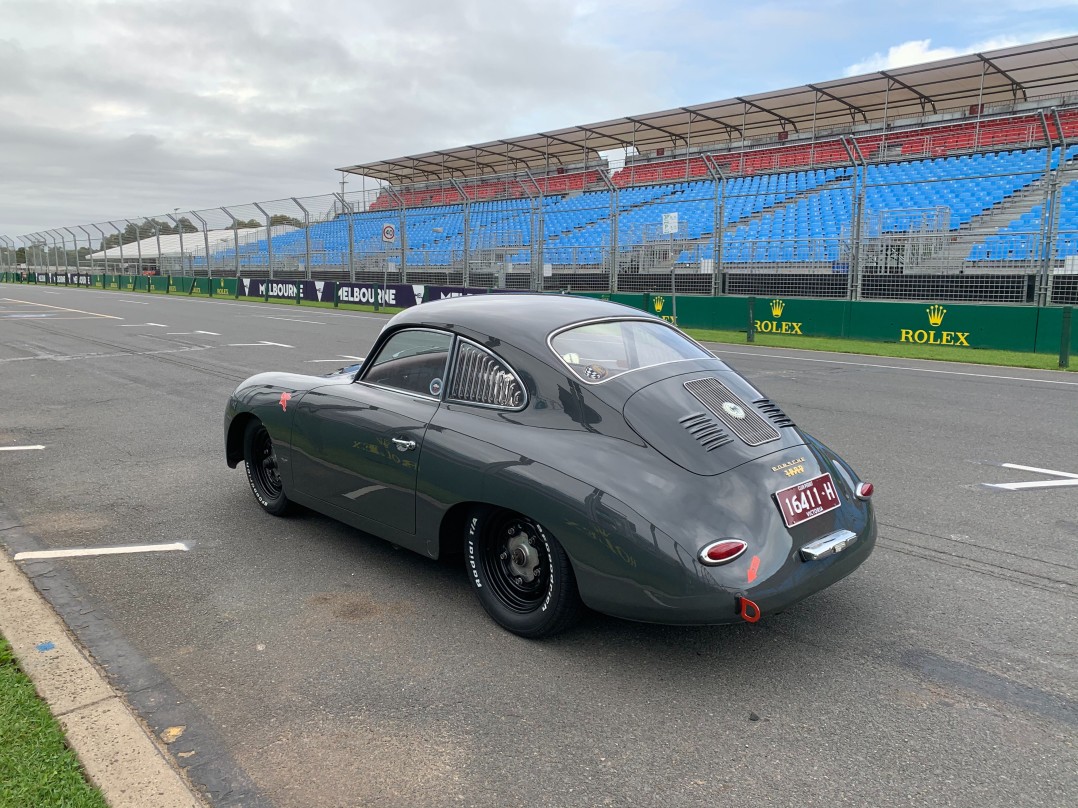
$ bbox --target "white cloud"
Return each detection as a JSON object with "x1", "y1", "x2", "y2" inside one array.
[{"x1": 844, "y1": 32, "x2": 1075, "y2": 76}]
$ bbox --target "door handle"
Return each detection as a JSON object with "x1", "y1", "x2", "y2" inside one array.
[{"x1": 391, "y1": 437, "x2": 417, "y2": 452}]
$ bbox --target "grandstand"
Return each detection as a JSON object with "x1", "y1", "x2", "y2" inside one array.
[{"x1": 14, "y1": 36, "x2": 1078, "y2": 305}]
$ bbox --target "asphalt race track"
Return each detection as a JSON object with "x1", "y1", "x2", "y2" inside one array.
[{"x1": 1, "y1": 283, "x2": 1075, "y2": 808}]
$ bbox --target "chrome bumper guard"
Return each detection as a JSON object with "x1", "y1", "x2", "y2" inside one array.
[{"x1": 800, "y1": 529, "x2": 858, "y2": 561}]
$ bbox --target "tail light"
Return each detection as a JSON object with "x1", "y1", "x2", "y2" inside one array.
[
  {"x1": 699, "y1": 539, "x2": 748, "y2": 566},
  {"x1": 856, "y1": 482, "x2": 874, "y2": 500}
]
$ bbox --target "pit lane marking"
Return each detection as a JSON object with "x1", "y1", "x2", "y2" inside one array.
[
  {"x1": 14, "y1": 542, "x2": 189, "y2": 561},
  {"x1": 0, "y1": 445, "x2": 45, "y2": 451},
  {"x1": 711, "y1": 348, "x2": 1078, "y2": 387},
  {"x1": 983, "y1": 463, "x2": 1078, "y2": 491},
  {"x1": 1, "y1": 298, "x2": 123, "y2": 320}
]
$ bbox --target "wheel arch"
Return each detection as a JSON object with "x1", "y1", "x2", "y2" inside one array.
[{"x1": 226, "y1": 412, "x2": 258, "y2": 468}]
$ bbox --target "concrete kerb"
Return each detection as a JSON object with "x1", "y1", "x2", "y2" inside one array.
[{"x1": 0, "y1": 544, "x2": 207, "y2": 808}]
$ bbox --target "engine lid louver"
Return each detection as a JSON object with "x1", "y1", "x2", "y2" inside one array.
[
  {"x1": 679, "y1": 411, "x2": 734, "y2": 452},
  {"x1": 754, "y1": 398, "x2": 795, "y2": 428},
  {"x1": 683, "y1": 378, "x2": 780, "y2": 446}
]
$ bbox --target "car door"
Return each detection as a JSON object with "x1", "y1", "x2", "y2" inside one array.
[{"x1": 291, "y1": 328, "x2": 453, "y2": 534}]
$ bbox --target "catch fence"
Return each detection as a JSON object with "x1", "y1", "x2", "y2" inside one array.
[{"x1": 10, "y1": 111, "x2": 1078, "y2": 306}]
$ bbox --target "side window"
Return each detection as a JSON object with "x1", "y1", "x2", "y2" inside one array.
[
  {"x1": 361, "y1": 329, "x2": 453, "y2": 398},
  {"x1": 448, "y1": 340, "x2": 526, "y2": 409}
]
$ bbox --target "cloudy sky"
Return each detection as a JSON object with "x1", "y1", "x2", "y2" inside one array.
[{"x1": 2, "y1": 0, "x2": 1075, "y2": 238}]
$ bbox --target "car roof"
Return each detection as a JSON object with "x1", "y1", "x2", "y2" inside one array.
[{"x1": 385, "y1": 294, "x2": 659, "y2": 351}]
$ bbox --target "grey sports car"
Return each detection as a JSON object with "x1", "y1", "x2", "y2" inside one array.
[{"x1": 225, "y1": 294, "x2": 876, "y2": 637}]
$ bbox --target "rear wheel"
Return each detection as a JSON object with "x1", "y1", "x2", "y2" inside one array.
[
  {"x1": 464, "y1": 506, "x2": 581, "y2": 638},
  {"x1": 243, "y1": 419, "x2": 291, "y2": 516}
]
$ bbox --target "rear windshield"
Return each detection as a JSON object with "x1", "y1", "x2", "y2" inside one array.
[{"x1": 550, "y1": 319, "x2": 710, "y2": 382}]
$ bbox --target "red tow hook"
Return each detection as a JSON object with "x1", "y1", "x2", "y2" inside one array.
[{"x1": 736, "y1": 596, "x2": 762, "y2": 624}]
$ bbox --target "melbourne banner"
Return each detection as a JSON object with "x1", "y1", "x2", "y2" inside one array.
[{"x1": 238, "y1": 278, "x2": 525, "y2": 308}]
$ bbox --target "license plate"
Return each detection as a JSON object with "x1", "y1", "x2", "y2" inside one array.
[{"x1": 775, "y1": 473, "x2": 841, "y2": 528}]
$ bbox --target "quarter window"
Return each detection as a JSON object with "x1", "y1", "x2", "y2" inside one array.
[
  {"x1": 362, "y1": 329, "x2": 453, "y2": 398},
  {"x1": 448, "y1": 341, "x2": 526, "y2": 409}
]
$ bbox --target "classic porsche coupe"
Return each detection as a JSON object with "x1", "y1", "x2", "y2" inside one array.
[{"x1": 225, "y1": 294, "x2": 875, "y2": 637}]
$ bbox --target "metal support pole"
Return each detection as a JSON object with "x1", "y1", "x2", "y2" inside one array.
[
  {"x1": 597, "y1": 168, "x2": 618, "y2": 292},
  {"x1": 64, "y1": 227, "x2": 80, "y2": 274},
  {"x1": 254, "y1": 203, "x2": 274, "y2": 279},
  {"x1": 704, "y1": 154, "x2": 725, "y2": 295},
  {"x1": 166, "y1": 214, "x2": 185, "y2": 277},
  {"x1": 127, "y1": 219, "x2": 143, "y2": 275},
  {"x1": 90, "y1": 225, "x2": 107, "y2": 273},
  {"x1": 382, "y1": 186, "x2": 407, "y2": 280},
  {"x1": 1036, "y1": 111, "x2": 1058, "y2": 306},
  {"x1": 523, "y1": 170, "x2": 545, "y2": 291},
  {"x1": 221, "y1": 207, "x2": 241, "y2": 278},
  {"x1": 189, "y1": 212, "x2": 211, "y2": 278},
  {"x1": 449, "y1": 179, "x2": 469, "y2": 285},
  {"x1": 334, "y1": 193, "x2": 355, "y2": 282},
  {"x1": 841, "y1": 136, "x2": 866, "y2": 300},
  {"x1": 291, "y1": 198, "x2": 311, "y2": 279},
  {"x1": 106, "y1": 222, "x2": 124, "y2": 274},
  {"x1": 153, "y1": 219, "x2": 162, "y2": 276}
]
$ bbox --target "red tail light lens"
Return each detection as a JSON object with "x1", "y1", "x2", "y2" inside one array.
[
  {"x1": 856, "y1": 482, "x2": 874, "y2": 500},
  {"x1": 699, "y1": 539, "x2": 748, "y2": 566}
]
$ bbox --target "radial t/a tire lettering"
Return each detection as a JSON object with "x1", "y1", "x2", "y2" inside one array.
[
  {"x1": 464, "y1": 506, "x2": 582, "y2": 638},
  {"x1": 243, "y1": 419, "x2": 291, "y2": 516}
]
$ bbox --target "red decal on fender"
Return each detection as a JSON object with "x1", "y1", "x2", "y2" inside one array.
[
  {"x1": 747, "y1": 555, "x2": 760, "y2": 583},
  {"x1": 279, "y1": 392, "x2": 292, "y2": 411}
]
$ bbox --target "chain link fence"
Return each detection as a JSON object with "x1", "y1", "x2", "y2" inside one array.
[{"x1": 9, "y1": 111, "x2": 1078, "y2": 306}]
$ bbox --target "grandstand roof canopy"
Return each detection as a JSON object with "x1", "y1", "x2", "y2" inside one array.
[{"x1": 339, "y1": 36, "x2": 1078, "y2": 185}]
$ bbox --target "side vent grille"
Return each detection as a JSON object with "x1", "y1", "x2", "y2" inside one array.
[
  {"x1": 679, "y1": 412, "x2": 734, "y2": 452},
  {"x1": 754, "y1": 398, "x2": 795, "y2": 428},
  {"x1": 683, "y1": 378, "x2": 780, "y2": 446},
  {"x1": 449, "y1": 342, "x2": 525, "y2": 409}
]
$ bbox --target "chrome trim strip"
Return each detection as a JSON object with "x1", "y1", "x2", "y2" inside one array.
[{"x1": 800, "y1": 529, "x2": 858, "y2": 561}]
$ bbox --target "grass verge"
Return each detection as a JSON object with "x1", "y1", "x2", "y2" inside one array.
[
  {"x1": 685, "y1": 327, "x2": 1074, "y2": 372},
  {"x1": 0, "y1": 636, "x2": 107, "y2": 808}
]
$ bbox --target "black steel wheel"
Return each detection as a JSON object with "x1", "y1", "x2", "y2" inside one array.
[
  {"x1": 465, "y1": 506, "x2": 581, "y2": 638},
  {"x1": 243, "y1": 419, "x2": 291, "y2": 516}
]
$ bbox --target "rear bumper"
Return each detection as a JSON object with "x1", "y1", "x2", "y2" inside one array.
[{"x1": 585, "y1": 512, "x2": 877, "y2": 626}]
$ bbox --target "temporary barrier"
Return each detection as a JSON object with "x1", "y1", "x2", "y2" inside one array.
[{"x1": 4, "y1": 270, "x2": 1077, "y2": 358}]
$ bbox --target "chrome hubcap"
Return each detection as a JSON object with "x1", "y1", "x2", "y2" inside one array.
[{"x1": 506, "y1": 531, "x2": 539, "y2": 583}]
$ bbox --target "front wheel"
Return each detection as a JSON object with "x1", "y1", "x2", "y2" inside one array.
[
  {"x1": 464, "y1": 507, "x2": 582, "y2": 638},
  {"x1": 243, "y1": 419, "x2": 291, "y2": 516}
]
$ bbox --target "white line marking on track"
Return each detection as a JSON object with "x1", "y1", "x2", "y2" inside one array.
[
  {"x1": 119, "y1": 322, "x2": 168, "y2": 327},
  {"x1": 226, "y1": 340, "x2": 293, "y2": 348},
  {"x1": 983, "y1": 463, "x2": 1078, "y2": 491},
  {"x1": 710, "y1": 348, "x2": 1078, "y2": 386},
  {"x1": 14, "y1": 542, "x2": 189, "y2": 561},
  {"x1": 0, "y1": 445, "x2": 45, "y2": 451},
  {"x1": 166, "y1": 330, "x2": 220, "y2": 335},
  {"x1": 261, "y1": 315, "x2": 326, "y2": 325},
  {"x1": 2, "y1": 298, "x2": 123, "y2": 319},
  {"x1": 0, "y1": 345, "x2": 211, "y2": 363}
]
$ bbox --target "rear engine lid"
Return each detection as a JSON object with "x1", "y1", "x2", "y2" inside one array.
[{"x1": 623, "y1": 370, "x2": 805, "y2": 476}]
